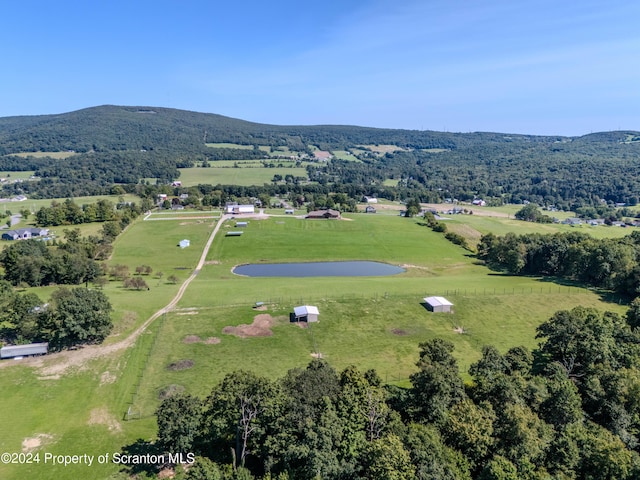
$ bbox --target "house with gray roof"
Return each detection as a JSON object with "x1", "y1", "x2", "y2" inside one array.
[{"x1": 1, "y1": 227, "x2": 49, "y2": 241}]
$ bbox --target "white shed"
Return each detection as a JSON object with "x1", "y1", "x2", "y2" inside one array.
[
  {"x1": 179, "y1": 239, "x2": 190, "y2": 248},
  {"x1": 423, "y1": 296, "x2": 454, "y2": 313},
  {"x1": 0, "y1": 342, "x2": 49, "y2": 359},
  {"x1": 294, "y1": 305, "x2": 319, "y2": 322}
]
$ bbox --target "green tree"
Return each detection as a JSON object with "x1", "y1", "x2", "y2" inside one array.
[
  {"x1": 477, "y1": 455, "x2": 519, "y2": 480},
  {"x1": 410, "y1": 339, "x2": 466, "y2": 425},
  {"x1": 444, "y1": 399, "x2": 495, "y2": 470},
  {"x1": 202, "y1": 371, "x2": 281, "y2": 469},
  {"x1": 157, "y1": 393, "x2": 203, "y2": 454},
  {"x1": 360, "y1": 434, "x2": 415, "y2": 480},
  {"x1": 404, "y1": 423, "x2": 472, "y2": 480},
  {"x1": 41, "y1": 287, "x2": 112, "y2": 349}
]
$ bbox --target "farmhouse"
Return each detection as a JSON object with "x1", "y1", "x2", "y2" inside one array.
[
  {"x1": 293, "y1": 305, "x2": 319, "y2": 322},
  {"x1": 0, "y1": 342, "x2": 48, "y2": 359},
  {"x1": 423, "y1": 296, "x2": 454, "y2": 313},
  {"x1": 1, "y1": 227, "x2": 49, "y2": 241},
  {"x1": 225, "y1": 203, "x2": 255, "y2": 215},
  {"x1": 306, "y1": 209, "x2": 341, "y2": 219},
  {"x1": 365, "y1": 205, "x2": 377, "y2": 214}
]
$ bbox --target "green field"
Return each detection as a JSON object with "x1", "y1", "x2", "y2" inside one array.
[
  {"x1": 9, "y1": 152, "x2": 77, "y2": 159},
  {"x1": 178, "y1": 166, "x2": 308, "y2": 186},
  {"x1": 0, "y1": 209, "x2": 633, "y2": 479},
  {"x1": 0, "y1": 171, "x2": 36, "y2": 180}
]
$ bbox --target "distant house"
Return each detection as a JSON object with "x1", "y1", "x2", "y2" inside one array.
[
  {"x1": 284, "y1": 208, "x2": 295, "y2": 214},
  {"x1": 2, "y1": 227, "x2": 49, "y2": 241},
  {"x1": 472, "y1": 199, "x2": 486, "y2": 206},
  {"x1": 306, "y1": 209, "x2": 341, "y2": 219},
  {"x1": 172, "y1": 204, "x2": 185, "y2": 210},
  {"x1": 562, "y1": 218, "x2": 583, "y2": 226},
  {"x1": 225, "y1": 203, "x2": 255, "y2": 214},
  {"x1": 293, "y1": 305, "x2": 319, "y2": 322},
  {"x1": 365, "y1": 205, "x2": 377, "y2": 214},
  {"x1": 179, "y1": 239, "x2": 190, "y2": 248},
  {"x1": 1, "y1": 342, "x2": 48, "y2": 359},
  {"x1": 423, "y1": 296, "x2": 454, "y2": 313}
]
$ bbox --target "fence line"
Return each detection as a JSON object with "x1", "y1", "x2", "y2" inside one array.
[{"x1": 125, "y1": 313, "x2": 165, "y2": 421}]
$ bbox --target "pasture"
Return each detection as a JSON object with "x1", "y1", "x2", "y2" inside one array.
[
  {"x1": 178, "y1": 165, "x2": 308, "y2": 186},
  {"x1": 0, "y1": 209, "x2": 632, "y2": 479}
]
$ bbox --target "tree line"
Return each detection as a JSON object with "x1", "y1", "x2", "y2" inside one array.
[
  {"x1": 0, "y1": 282, "x2": 112, "y2": 350},
  {"x1": 144, "y1": 304, "x2": 640, "y2": 480},
  {"x1": 477, "y1": 230, "x2": 640, "y2": 296}
]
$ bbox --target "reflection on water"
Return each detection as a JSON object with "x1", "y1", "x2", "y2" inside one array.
[{"x1": 232, "y1": 261, "x2": 405, "y2": 277}]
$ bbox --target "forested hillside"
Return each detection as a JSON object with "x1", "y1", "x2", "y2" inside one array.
[{"x1": 0, "y1": 105, "x2": 638, "y2": 207}]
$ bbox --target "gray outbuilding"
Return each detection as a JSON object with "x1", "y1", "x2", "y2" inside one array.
[
  {"x1": 1, "y1": 342, "x2": 49, "y2": 359},
  {"x1": 423, "y1": 296, "x2": 454, "y2": 313}
]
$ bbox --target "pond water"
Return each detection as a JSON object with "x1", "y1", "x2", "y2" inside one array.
[{"x1": 232, "y1": 261, "x2": 405, "y2": 277}]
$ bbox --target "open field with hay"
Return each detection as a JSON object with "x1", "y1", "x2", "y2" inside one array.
[
  {"x1": 178, "y1": 165, "x2": 308, "y2": 186},
  {"x1": 0, "y1": 208, "x2": 633, "y2": 479}
]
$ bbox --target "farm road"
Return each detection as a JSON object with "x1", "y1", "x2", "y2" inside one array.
[{"x1": 2, "y1": 214, "x2": 232, "y2": 375}]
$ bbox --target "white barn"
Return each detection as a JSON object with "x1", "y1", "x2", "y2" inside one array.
[
  {"x1": 423, "y1": 296, "x2": 454, "y2": 313},
  {"x1": 293, "y1": 305, "x2": 319, "y2": 322},
  {"x1": 225, "y1": 203, "x2": 255, "y2": 214}
]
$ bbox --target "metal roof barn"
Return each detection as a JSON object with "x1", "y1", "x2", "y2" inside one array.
[
  {"x1": 1, "y1": 342, "x2": 49, "y2": 359},
  {"x1": 423, "y1": 296, "x2": 454, "y2": 313}
]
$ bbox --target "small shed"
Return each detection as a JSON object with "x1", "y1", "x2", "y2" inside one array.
[
  {"x1": 293, "y1": 305, "x2": 319, "y2": 322},
  {"x1": 1, "y1": 342, "x2": 49, "y2": 359},
  {"x1": 226, "y1": 231, "x2": 244, "y2": 236},
  {"x1": 235, "y1": 221, "x2": 248, "y2": 227},
  {"x1": 423, "y1": 296, "x2": 454, "y2": 313},
  {"x1": 179, "y1": 239, "x2": 190, "y2": 248}
]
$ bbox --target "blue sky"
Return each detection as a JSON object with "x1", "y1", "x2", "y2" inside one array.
[{"x1": 1, "y1": 0, "x2": 638, "y2": 135}]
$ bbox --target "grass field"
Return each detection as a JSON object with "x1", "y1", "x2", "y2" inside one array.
[
  {"x1": 9, "y1": 152, "x2": 77, "y2": 159},
  {"x1": 0, "y1": 209, "x2": 633, "y2": 479},
  {"x1": 178, "y1": 166, "x2": 308, "y2": 186}
]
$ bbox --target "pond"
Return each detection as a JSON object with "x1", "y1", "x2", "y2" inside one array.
[{"x1": 232, "y1": 261, "x2": 406, "y2": 277}]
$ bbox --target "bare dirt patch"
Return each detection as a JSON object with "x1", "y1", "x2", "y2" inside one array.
[
  {"x1": 22, "y1": 434, "x2": 54, "y2": 452},
  {"x1": 204, "y1": 260, "x2": 220, "y2": 265},
  {"x1": 253, "y1": 305, "x2": 268, "y2": 311},
  {"x1": 88, "y1": 407, "x2": 122, "y2": 432},
  {"x1": 223, "y1": 314, "x2": 278, "y2": 338},
  {"x1": 100, "y1": 371, "x2": 116, "y2": 385},
  {"x1": 391, "y1": 328, "x2": 408, "y2": 336},
  {"x1": 204, "y1": 337, "x2": 221, "y2": 344},
  {"x1": 183, "y1": 335, "x2": 202, "y2": 344},
  {"x1": 454, "y1": 327, "x2": 467, "y2": 334},
  {"x1": 310, "y1": 352, "x2": 324, "y2": 358},
  {"x1": 158, "y1": 384, "x2": 185, "y2": 400},
  {"x1": 167, "y1": 359, "x2": 194, "y2": 371}
]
